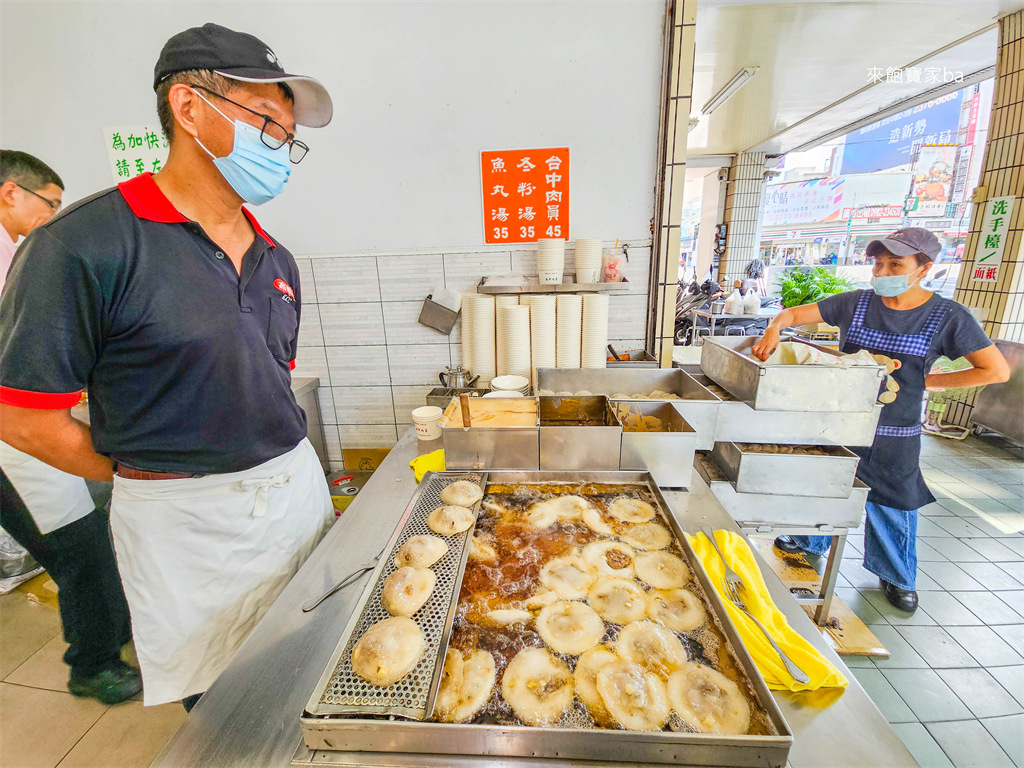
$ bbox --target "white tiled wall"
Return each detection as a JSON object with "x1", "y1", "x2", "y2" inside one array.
[{"x1": 293, "y1": 243, "x2": 652, "y2": 470}]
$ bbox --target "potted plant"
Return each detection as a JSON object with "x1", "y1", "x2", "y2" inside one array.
[{"x1": 778, "y1": 266, "x2": 857, "y2": 308}]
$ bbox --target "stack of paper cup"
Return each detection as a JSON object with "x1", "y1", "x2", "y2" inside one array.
[
  {"x1": 555, "y1": 294, "x2": 583, "y2": 368},
  {"x1": 466, "y1": 294, "x2": 496, "y2": 386},
  {"x1": 574, "y1": 239, "x2": 603, "y2": 284},
  {"x1": 497, "y1": 305, "x2": 531, "y2": 380},
  {"x1": 460, "y1": 293, "x2": 474, "y2": 376},
  {"x1": 527, "y1": 295, "x2": 556, "y2": 389},
  {"x1": 537, "y1": 238, "x2": 565, "y2": 285},
  {"x1": 581, "y1": 294, "x2": 610, "y2": 368},
  {"x1": 494, "y1": 295, "x2": 519, "y2": 374}
]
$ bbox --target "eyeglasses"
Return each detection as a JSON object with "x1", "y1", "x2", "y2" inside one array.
[
  {"x1": 190, "y1": 84, "x2": 309, "y2": 164},
  {"x1": 16, "y1": 184, "x2": 62, "y2": 213}
]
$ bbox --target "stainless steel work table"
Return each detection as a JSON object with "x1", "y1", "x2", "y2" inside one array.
[{"x1": 151, "y1": 429, "x2": 915, "y2": 768}]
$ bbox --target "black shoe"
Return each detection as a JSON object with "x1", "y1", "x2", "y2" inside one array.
[
  {"x1": 883, "y1": 581, "x2": 918, "y2": 614},
  {"x1": 69, "y1": 661, "x2": 142, "y2": 704},
  {"x1": 774, "y1": 535, "x2": 805, "y2": 554}
]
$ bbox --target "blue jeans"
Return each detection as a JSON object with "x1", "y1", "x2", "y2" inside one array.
[{"x1": 791, "y1": 501, "x2": 918, "y2": 590}]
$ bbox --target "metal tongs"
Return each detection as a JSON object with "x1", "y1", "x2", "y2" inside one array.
[
  {"x1": 302, "y1": 544, "x2": 386, "y2": 613},
  {"x1": 699, "y1": 525, "x2": 811, "y2": 684}
]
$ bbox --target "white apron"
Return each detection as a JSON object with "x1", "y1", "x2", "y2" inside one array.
[
  {"x1": 110, "y1": 438, "x2": 332, "y2": 706},
  {"x1": 0, "y1": 441, "x2": 95, "y2": 533}
]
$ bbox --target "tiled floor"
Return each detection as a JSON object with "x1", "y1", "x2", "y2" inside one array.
[
  {"x1": 0, "y1": 589, "x2": 185, "y2": 768},
  {"x1": 0, "y1": 434, "x2": 1020, "y2": 768},
  {"x1": 838, "y1": 433, "x2": 1024, "y2": 768}
]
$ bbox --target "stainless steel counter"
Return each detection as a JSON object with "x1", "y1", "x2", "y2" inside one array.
[{"x1": 150, "y1": 429, "x2": 915, "y2": 768}]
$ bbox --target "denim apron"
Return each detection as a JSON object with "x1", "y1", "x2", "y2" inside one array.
[{"x1": 796, "y1": 290, "x2": 949, "y2": 589}]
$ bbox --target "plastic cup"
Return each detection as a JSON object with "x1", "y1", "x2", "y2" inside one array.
[{"x1": 412, "y1": 405, "x2": 443, "y2": 440}]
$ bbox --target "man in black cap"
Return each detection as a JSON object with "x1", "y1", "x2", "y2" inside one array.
[
  {"x1": 752, "y1": 228, "x2": 1008, "y2": 614},
  {"x1": 0, "y1": 24, "x2": 335, "y2": 708}
]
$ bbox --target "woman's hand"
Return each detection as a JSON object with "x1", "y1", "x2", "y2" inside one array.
[
  {"x1": 751, "y1": 327, "x2": 781, "y2": 361},
  {"x1": 750, "y1": 303, "x2": 825, "y2": 362}
]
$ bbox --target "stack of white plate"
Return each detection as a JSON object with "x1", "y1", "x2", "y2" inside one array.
[
  {"x1": 482, "y1": 391, "x2": 524, "y2": 398},
  {"x1": 459, "y1": 293, "x2": 474, "y2": 373},
  {"x1": 537, "y1": 238, "x2": 565, "y2": 285},
  {"x1": 465, "y1": 294, "x2": 496, "y2": 386},
  {"x1": 581, "y1": 294, "x2": 610, "y2": 368},
  {"x1": 527, "y1": 295, "x2": 556, "y2": 390},
  {"x1": 490, "y1": 374, "x2": 531, "y2": 395},
  {"x1": 574, "y1": 238, "x2": 603, "y2": 284},
  {"x1": 496, "y1": 305, "x2": 531, "y2": 380},
  {"x1": 555, "y1": 294, "x2": 583, "y2": 368}
]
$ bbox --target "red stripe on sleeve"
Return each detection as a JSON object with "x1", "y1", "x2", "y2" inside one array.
[
  {"x1": 0, "y1": 386, "x2": 84, "y2": 409},
  {"x1": 289, "y1": 360, "x2": 296, "y2": 371}
]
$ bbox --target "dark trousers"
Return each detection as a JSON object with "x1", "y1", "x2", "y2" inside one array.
[{"x1": 0, "y1": 469, "x2": 132, "y2": 676}]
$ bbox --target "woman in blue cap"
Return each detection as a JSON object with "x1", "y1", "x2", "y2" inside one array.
[{"x1": 752, "y1": 228, "x2": 1009, "y2": 613}]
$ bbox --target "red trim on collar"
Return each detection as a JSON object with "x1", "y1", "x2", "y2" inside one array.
[
  {"x1": 118, "y1": 173, "x2": 275, "y2": 248},
  {"x1": 117, "y1": 173, "x2": 188, "y2": 224},
  {"x1": 0, "y1": 386, "x2": 84, "y2": 409},
  {"x1": 242, "y1": 208, "x2": 275, "y2": 248}
]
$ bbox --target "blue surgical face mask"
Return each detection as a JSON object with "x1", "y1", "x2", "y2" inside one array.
[
  {"x1": 871, "y1": 268, "x2": 924, "y2": 297},
  {"x1": 192, "y1": 91, "x2": 291, "y2": 205}
]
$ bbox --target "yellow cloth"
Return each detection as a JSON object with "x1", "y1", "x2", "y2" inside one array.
[
  {"x1": 688, "y1": 529, "x2": 848, "y2": 692},
  {"x1": 409, "y1": 449, "x2": 445, "y2": 482}
]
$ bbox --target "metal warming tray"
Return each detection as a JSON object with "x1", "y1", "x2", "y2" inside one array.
[
  {"x1": 537, "y1": 367, "x2": 722, "y2": 450},
  {"x1": 302, "y1": 471, "x2": 793, "y2": 767},
  {"x1": 700, "y1": 337, "x2": 885, "y2": 412},
  {"x1": 615, "y1": 401, "x2": 697, "y2": 487},
  {"x1": 538, "y1": 395, "x2": 622, "y2": 470},
  {"x1": 690, "y1": 374, "x2": 881, "y2": 447},
  {"x1": 303, "y1": 472, "x2": 485, "y2": 720},
  {"x1": 695, "y1": 455, "x2": 868, "y2": 529},
  {"x1": 441, "y1": 397, "x2": 540, "y2": 470},
  {"x1": 711, "y1": 441, "x2": 860, "y2": 499},
  {"x1": 426, "y1": 387, "x2": 483, "y2": 409}
]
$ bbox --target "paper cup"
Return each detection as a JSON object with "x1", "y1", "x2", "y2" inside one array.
[{"x1": 412, "y1": 405, "x2": 443, "y2": 440}]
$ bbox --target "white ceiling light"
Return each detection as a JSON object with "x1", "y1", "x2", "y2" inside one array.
[{"x1": 701, "y1": 67, "x2": 759, "y2": 116}]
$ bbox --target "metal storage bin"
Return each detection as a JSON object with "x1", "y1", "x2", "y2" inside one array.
[
  {"x1": 536, "y1": 368, "x2": 722, "y2": 450},
  {"x1": 614, "y1": 402, "x2": 697, "y2": 487},
  {"x1": 441, "y1": 398, "x2": 540, "y2": 470},
  {"x1": 689, "y1": 374, "x2": 881, "y2": 447},
  {"x1": 426, "y1": 387, "x2": 483, "y2": 409},
  {"x1": 695, "y1": 455, "x2": 868, "y2": 528},
  {"x1": 538, "y1": 395, "x2": 621, "y2": 470},
  {"x1": 700, "y1": 337, "x2": 884, "y2": 413},
  {"x1": 711, "y1": 441, "x2": 860, "y2": 498}
]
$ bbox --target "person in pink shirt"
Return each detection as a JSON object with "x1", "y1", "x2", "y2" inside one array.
[{"x1": 0, "y1": 151, "x2": 64, "y2": 290}]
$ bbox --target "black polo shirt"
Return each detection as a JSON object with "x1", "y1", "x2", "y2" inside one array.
[{"x1": 0, "y1": 173, "x2": 307, "y2": 474}]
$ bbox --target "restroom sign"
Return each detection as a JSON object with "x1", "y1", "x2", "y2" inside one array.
[
  {"x1": 971, "y1": 196, "x2": 1015, "y2": 283},
  {"x1": 481, "y1": 147, "x2": 569, "y2": 244}
]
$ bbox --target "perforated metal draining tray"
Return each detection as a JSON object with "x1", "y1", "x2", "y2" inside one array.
[{"x1": 304, "y1": 471, "x2": 486, "y2": 720}]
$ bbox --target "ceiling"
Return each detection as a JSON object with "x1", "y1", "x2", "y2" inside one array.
[{"x1": 687, "y1": 0, "x2": 1024, "y2": 159}]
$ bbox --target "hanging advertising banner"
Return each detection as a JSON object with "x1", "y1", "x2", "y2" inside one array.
[
  {"x1": 949, "y1": 146, "x2": 974, "y2": 204},
  {"x1": 762, "y1": 178, "x2": 845, "y2": 227},
  {"x1": 905, "y1": 145, "x2": 957, "y2": 218},
  {"x1": 480, "y1": 148, "x2": 569, "y2": 244},
  {"x1": 971, "y1": 196, "x2": 1015, "y2": 283},
  {"x1": 839, "y1": 91, "x2": 963, "y2": 175}
]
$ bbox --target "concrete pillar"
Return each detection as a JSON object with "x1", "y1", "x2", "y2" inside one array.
[
  {"x1": 947, "y1": 10, "x2": 1024, "y2": 426},
  {"x1": 718, "y1": 151, "x2": 767, "y2": 288},
  {"x1": 649, "y1": 0, "x2": 697, "y2": 366}
]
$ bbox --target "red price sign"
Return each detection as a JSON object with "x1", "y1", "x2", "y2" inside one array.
[{"x1": 481, "y1": 147, "x2": 569, "y2": 244}]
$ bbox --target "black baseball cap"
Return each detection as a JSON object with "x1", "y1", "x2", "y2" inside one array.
[
  {"x1": 866, "y1": 227, "x2": 941, "y2": 262},
  {"x1": 154, "y1": 23, "x2": 333, "y2": 128}
]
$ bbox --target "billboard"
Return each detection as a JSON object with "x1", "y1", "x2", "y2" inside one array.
[
  {"x1": 839, "y1": 92, "x2": 963, "y2": 175},
  {"x1": 906, "y1": 145, "x2": 957, "y2": 218}
]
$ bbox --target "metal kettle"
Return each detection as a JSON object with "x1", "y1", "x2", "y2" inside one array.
[{"x1": 439, "y1": 365, "x2": 479, "y2": 389}]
